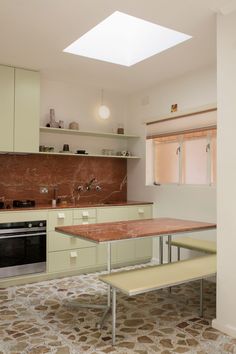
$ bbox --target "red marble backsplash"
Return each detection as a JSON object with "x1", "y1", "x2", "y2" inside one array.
[{"x1": 0, "y1": 154, "x2": 127, "y2": 206}]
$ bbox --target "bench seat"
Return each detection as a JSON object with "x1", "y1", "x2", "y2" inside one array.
[
  {"x1": 99, "y1": 255, "x2": 216, "y2": 345},
  {"x1": 170, "y1": 237, "x2": 216, "y2": 257}
]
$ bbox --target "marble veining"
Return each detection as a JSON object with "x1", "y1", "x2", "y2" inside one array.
[
  {"x1": 56, "y1": 218, "x2": 217, "y2": 243},
  {"x1": 0, "y1": 154, "x2": 127, "y2": 206}
]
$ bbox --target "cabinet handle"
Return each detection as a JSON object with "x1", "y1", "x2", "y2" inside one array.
[
  {"x1": 70, "y1": 251, "x2": 77, "y2": 258},
  {"x1": 57, "y1": 212, "x2": 65, "y2": 219},
  {"x1": 82, "y1": 211, "x2": 89, "y2": 218},
  {"x1": 138, "y1": 208, "x2": 144, "y2": 214}
]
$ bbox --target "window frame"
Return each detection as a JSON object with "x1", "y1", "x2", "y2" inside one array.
[{"x1": 151, "y1": 128, "x2": 216, "y2": 187}]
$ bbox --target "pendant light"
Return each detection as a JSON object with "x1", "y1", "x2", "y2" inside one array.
[{"x1": 98, "y1": 89, "x2": 110, "y2": 119}]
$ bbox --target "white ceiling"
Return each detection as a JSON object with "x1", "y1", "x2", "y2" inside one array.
[{"x1": 0, "y1": 0, "x2": 233, "y2": 93}]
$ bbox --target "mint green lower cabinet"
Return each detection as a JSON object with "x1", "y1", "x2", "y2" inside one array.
[
  {"x1": 96, "y1": 244, "x2": 116, "y2": 266},
  {"x1": 96, "y1": 205, "x2": 153, "y2": 266},
  {"x1": 48, "y1": 247, "x2": 96, "y2": 273},
  {"x1": 0, "y1": 205, "x2": 153, "y2": 286},
  {"x1": 135, "y1": 238, "x2": 153, "y2": 260},
  {"x1": 48, "y1": 231, "x2": 96, "y2": 252}
]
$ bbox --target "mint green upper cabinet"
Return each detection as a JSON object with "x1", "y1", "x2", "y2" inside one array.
[
  {"x1": 0, "y1": 65, "x2": 14, "y2": 152},
  {"x1": 0, "y1": 65, "x2": 40, "y2": 153},
  {"x1": 14, "y1": 68, "x2": 40, "y2": 152}
]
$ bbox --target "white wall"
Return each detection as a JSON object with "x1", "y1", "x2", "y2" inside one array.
[
  {"x1": 127, "y1": 66, "x2": 217, "y2": 261},
  {"x1": 212, "y1": 11, "x2": 236, "y2": 338},
  {"x1": 39, "y1": 77, "x2": 129, "y2": 154}
]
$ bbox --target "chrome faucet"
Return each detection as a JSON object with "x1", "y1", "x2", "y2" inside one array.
[
  {"x1": 86, "y1": 178, "x2": 97, "y2": 191},
  {"x1": 76, "y1": 178, "x2": 102, "y2": 193}
]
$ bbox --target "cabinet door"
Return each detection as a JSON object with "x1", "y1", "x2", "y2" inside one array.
[
  {"x1": 97, "y1": 206, "x2": 136, "y2": 265},
  {"x1": 97, "y1": 205, "x2": 153, "y2": 265},
  {"x1": 14, "y1": 68, "x2": 40, "y2": 152},
  {"x1": 48, "y1": 210, "x2": 73, "y2": 231},
  {"x1": 0, "y1": 65, "x2": 14, "y2": 152}
]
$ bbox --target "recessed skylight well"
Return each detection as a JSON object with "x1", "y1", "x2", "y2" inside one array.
[{"x1": 63, "y1": 11, "x2": 192, "y2": 67}]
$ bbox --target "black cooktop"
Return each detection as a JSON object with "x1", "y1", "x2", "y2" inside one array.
[{"x1": 13, "y1": 200, "x2": 36, "y2": 208}]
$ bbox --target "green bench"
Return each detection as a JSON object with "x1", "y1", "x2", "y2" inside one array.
[
  {"x1": 169, "y1": 237, "x2": 216, "y2": 260},
  {"x1": 99, "y1": 254, "x2": 216, "y2": 345}
]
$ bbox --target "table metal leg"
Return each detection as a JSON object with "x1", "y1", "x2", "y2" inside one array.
[
  {"x1": 65, "y1": 242, "x2": 111, "y2": 325},
  {"x1": 98, "y1": 242, "x2": 112, "y2": 328}
]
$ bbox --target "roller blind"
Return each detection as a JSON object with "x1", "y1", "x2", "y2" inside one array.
[{"x1": 146, "y1": 107, "x2": 217, "y2": 139}]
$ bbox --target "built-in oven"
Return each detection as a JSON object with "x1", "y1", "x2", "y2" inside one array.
[{"x1": 0, "y1": 220, "x2": 46, "y2": 278}]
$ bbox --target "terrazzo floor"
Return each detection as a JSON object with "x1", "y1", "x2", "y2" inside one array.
[{"x1": 0, "y1": 264, "x2": 235, "y2": 354}]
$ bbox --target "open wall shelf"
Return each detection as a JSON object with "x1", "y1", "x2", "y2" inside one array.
[{"x1": 40, "y1": 127, "x2": 140, "y2": 139}]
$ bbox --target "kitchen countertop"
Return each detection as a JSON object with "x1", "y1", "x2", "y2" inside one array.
[
  {"x1": 0, "y1": 200, "x2": 153, "y2": 212},
  {"x1": 56, "y1": 217, "x2": 216, "y2": 243}
]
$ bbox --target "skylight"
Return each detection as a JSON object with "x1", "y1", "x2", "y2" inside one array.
[{"x1": 63, "y1": 11, "x2": 192, "y2": 67}]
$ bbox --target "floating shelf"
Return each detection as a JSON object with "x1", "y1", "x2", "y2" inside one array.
[
  {"x1": 40, "y1": 127, "x2": 140, "y2": 139},
  {"x1": 37, "y1": 151, "x2": 140, "y2": 159}
]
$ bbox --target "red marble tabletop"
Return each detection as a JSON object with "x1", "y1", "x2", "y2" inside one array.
[{"x1": 55, "y1": 218, "x2": 216, "y2": 243}]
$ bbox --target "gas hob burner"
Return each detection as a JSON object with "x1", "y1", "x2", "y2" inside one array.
[{"x1": 13, "y1": 200, "x2": 36, "y2": 208}]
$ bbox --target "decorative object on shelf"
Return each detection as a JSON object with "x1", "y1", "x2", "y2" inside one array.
[
  {"x1": 98, "y1": 89, "x2": 110, "y2": 120},
  {"x1": 46, "y1": 108, "x2": 60, "y2": 128},
  {"x1": 69, "y1": 121, "x2": 79, "y2": 130},
  {"x1": 63, "y1": 144, "x2": 70, "y2": 152},
  {"x1": 59, "y1": 120, "x2": 64, "y2": 129},
  {"x1": 117, "y1": 150, "x2": 131, "y2": 156},
  {"x1": 39, "y1": 145, "x2": 54, "y2": 152},
  {"x1": 171, "y1": 103, "x2": 178, "y2": 112},
  {"x1": 76, "y1": 150, "x2": 87, "y2": 154},
  {"x1": 59, "y1": 144, "x2": 73, "y2": 153},
  {"x1": 117, "y1": 123, "x2": 124, "y2": 134},
  {"x1": 102, "y1": 149, "x2": 115, "y2": 156}
]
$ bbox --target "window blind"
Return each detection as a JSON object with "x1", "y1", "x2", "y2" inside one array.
[{"x1": 146, "y1": 107, "x2": 217, "y2": 139}]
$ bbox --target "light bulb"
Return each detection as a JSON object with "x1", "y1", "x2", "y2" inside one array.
[{"x1": 98, "y1": 105, "x2": 110, "y2": 119}]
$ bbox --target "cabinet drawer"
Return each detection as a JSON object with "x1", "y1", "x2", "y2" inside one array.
[
  {"x1": 73, "y1": 218, "x2": 96, "y2": 226},
  {"x1": 97, "y1": 206, "x2": 128, "y2": 222},
  {"x1": 97, "y1": 205, "x2": 152, "y2": 222},
  {"x1": 0, "y1": 210, "x2": 47, "y2": 223},
  {"x1": 73, "y1": 208, "x2": 96, "y2": 219},
  {"x1": 48, "y1": 247, "x2": 96, "y2": 273},
  {"x1": 48, "y1": 210, "x2": 73, "y2": 231},
  {"x1": 132, "y1": 205, "x2": 153, "y2": 220},
  {"x1": 48, "y1": 231, "x2": 95, "y2": 252}
]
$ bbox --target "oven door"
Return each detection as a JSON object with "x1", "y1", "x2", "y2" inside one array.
[{"x1": 0, "y1": 232, "x2": 46, "y2": 278}]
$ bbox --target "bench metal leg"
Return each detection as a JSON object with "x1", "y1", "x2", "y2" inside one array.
[
  {"x1": 200, "y1": 279, "x2": 203, "y2": 317},
  {"x1": 159, "y1": 236, "x2": 163, "y2": 264},
  {"x1": 112, "y1": 288, "x2": 116, "y2": 346},
  {"x1": 177, "y1": 246, "x2": 181, "y2": 261},
  {"x1": 168, "y1": 235, "x2": 172, "y2": 263},
  {"x1": 168, "y1": 235, "x2": 172, "y2": 293}
]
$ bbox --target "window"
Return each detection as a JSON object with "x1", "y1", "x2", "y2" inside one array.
[
  {"x1": 146, "y1": 106, "x2": 217, "y2": 186},
  {"x1": 152, "y1": 128, "x2": 216, "y2": 186}
]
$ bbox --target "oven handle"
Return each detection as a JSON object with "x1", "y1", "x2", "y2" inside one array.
[
  {"x1": 0, "y1": 232, "x2": 46, "y2": 239},
  {"x1": 0, "y1": 227, "x2": 46, "y2": 235}
]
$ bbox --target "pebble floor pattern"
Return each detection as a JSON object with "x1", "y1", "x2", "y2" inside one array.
[{"x1": 0, "y1": 265, "x2": 235, "y2": 354}]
